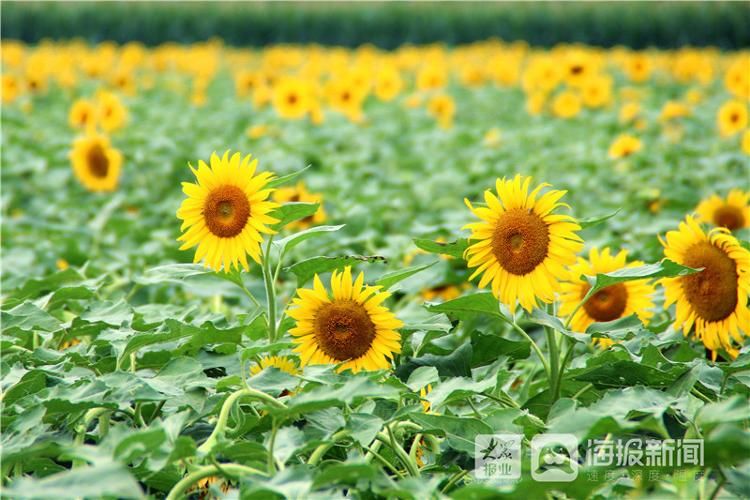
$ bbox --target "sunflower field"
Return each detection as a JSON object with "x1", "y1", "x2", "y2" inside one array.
[{"x1": 2, "y1": 25, "x2": 750, "y2": 500}]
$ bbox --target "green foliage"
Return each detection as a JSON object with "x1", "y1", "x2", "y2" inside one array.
[{"x1": 3, "y1": 1, "x2": 750, "y2": 48}]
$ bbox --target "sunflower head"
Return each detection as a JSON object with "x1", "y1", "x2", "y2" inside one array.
[
  {"x1": 96, "y1": 91, "x2": 128, "y2": 132},
  {"x1": 69, "y1": 133, "x2": 123, "y2": 192},
  {"x1": 69, "y1": 98, "x2": 97, "y2": 131},
  {"x1": 717, "y1": 99, "x2": 749, "y2": 137},
  {"x1": 288, "y1": 267, "x2": 403, "y2": 373},
  {"x1": 559, "y1": 247, "x2": 656, "y2": 346},
  {"x1": 250, "y1": 355, "x2": 299, "y2": 376},
  {"x1": 176, "y1": 151, "x2": 279, "y2": 272},
  {"x1": 272, "y1": 78, "x2": 313, "y2": 120},
  {"x1": 661, "y1": 216, "x2": 750, "y2": 358},
  {"x1": 552, "y1": 91, "x2": 582, "y2": 119},
  {"x1": 463, "y1": 174, "x2": 583, "y2": 313},
  {"x1": 695, "y1": 190, "x2": 750, "y2": 231}
]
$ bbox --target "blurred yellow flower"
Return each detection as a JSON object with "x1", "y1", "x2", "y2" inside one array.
[
  {"x1": 695, "y1": 190, "x2": 750, "y2": 231},
  {"x1": 69, "y1": 133, "x2": 123, "y2": 192},
  {"x1": 552, "y1": 90, "x2": 581, "y2": 119},
  {"x1": 608, "y1": 134, "x2": 642, "y2": 159},
  {"x1": 274, "y1": 182, "x2": 327, "y2": 229},
  {"x1": 717, "y1": 99, "x2": 748, "y2": 137}
]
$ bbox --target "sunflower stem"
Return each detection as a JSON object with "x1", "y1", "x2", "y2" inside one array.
[
  {"x1": 308, "y1": 429, "x2": 351, "y2": 465},
  {"x1": 198, "y1": 388, "x2": 286, "y2": 455},
  {"x1": 262, "y1": 236, "x2": 278, "y2": 343},
  {"x1": 165, "y1": 463, "x2": 266, "y2": 500},
  {"x1": 507, "y1": 315, "x2": 550, "y2": 378},
  {"x1": 546, "y1": 327, "x2": 561, "y2": 404}
]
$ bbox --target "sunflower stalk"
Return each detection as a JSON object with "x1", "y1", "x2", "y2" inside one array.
[
  {"x1": 262, "y1": 236, "x2": 278, "y2": 342},
  {"x1": 165, "y1": 464, "x2": 267, "y2": 500},
  {"x1": 198, "y1": 388, "x2": 286, "y2": 455}
]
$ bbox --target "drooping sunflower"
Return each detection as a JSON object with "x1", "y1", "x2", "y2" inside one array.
[
  {"x1": 661, "y1": 216, "x2": 750, "y2": 358},
  {"x1": 695, "y1": 189, "x2": 750, "y2": 231},
  {"x1": 288, "y1": 267, "x2": 403, "y2": 373},
  {"x1": 464, "y1": 175, "x2": 584, "y2": 313},
  {"x1": 608, "y1": 134, "x2": 643, "y2": 159},
  {"x1": 176, "y1": 151, "x2": 279, "y2": 272},
  {"x1": 559, "y1": 247, "x2": 656, "y2": 346},
  {"x1": 69, "y1": 134, "x2": 123, "y2": 192},
  {"x1": 250, "y1": 355, "x2": 299, "y2": 376}
]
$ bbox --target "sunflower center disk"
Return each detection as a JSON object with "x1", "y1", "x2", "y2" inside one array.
[
  {"x1": 713, "y1": 205, "x2": 745, "y2": 231},
  {"x1": 86, "y1": 144, "x2": 109, "y2": 178},
  {"x1": 582, "y1": 283, "x2": 628, "y2": 322},
  {"x1": 681, "y1": 241, "x2": 739, "y2": 322},
  {"x1": 492, "y1": 208, "x2": 550, "y2": 275},
  {"x1": 204, "y1": 185, "x2": 251, "y2": 238},
  {"x1": 314, "y1": 300, "x2": 377, "y2": 361}
]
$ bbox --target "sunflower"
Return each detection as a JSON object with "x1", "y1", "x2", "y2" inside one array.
[
  {"x1": 581, "y1": 74, "x2": 612, "y2": 108},
  {"x1": 717, "y1": 99, "x2": 748, "y2": 137},
  {"x1": 68, "y1": 98, "x2": 97, "y2": 131},
  {"x1": 659, "y1": 101, "x2": 690, "y2": 121},
  {"x1": 464, "y1": 175, "x2": 584, "y2": 313},
  {"x1": 96, "y1": 91, "x2": 128, "y2": 132},
  {"x1": 743, "y1": 130, "x2": 750, "y2": 156},
  {"x1": 695, "y1": 190, "x2": 750, "y2": 231},
  {"x1": 427, "y1": 93, "x2": 455, "y2": 128},
  {"x1": 559, "y1": 248, "x2": 656, "y2": 346},
  {"x1": 250, "y1": 355, "x2": 299, "y2": 376},
  {"x1": 2, "y1": 74, "x2": 20, "y2": 104},
  {"x1": 619, "y1": 102, "x2": 641, "y2": 124},
  {"x1": 288, "y1": 267, "x2": 403, "y2": 373},
  {"x1": 660, "y1": 216, "x2": 750, "y2": 358},
  {"x1": 551, "y1": 90, "x2": 581, "y2": 119},
  {"x1": 420, "y1": 284, "x2": 463, "y2": 302},
  {"x1": 273, "y1": 181, "x2": 326, "y2": 229},
  {"x1": 374, "y1": 66, "x2": 403, "y2": 102},
  {"x1": 69, "y1": 134, "x2": 123, "y2": 192},
  {"x1": 176, "y1": 151, "x2": 279, "y2": 272},
  {"x1": 608, "y1": 134, "x2": 642, "y2": 159},
  {"x1": 272, "y1": 78, "x2": 312, "y2": 120}
]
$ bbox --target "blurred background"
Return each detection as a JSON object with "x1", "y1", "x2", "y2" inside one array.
[{"x1": 3, "y1": 1, "x2": 749, "y2": 49}]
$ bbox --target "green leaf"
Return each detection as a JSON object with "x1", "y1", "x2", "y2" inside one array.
[
  {"x1": 427, "y1": 292, "x2": 501, "y2": 319},
  {"x1": 266, "y1": 165, "x2": 311, "y2": 188},
  {"x1": 4, "y1": 461, "x2": 143, "y2": 499},
  {"x1": 135, "y1": 263, "x2": 214, "y2": 285},
  {"x1": 582, "y1": 259, "x2": 698, "y2": 300},
  {"x1": 117, "y1": 320, "x2": 244, "y2": 369},
  {"x1": 406, "y1": 366, "x2": 439, "y2": 392},
  {"x1": 346, "y1": 413, "x2": 384, "y2": 447},
  {"x1": 375, "y1": 261, "x2": 436, "y2": 290},
  {"x1": 410, "y1": 413, "x2": 492, "y2": 453},
  {"x1": 412, "y1": 237, "x2": 468, "y2": 259},
  {"x1": 273, "y1": 224, "x2": 345, "y2": 254},
  {"x1": 578, "y1": 209, "x2": 621, "y2": 229},
  {"x1": 270, "y1": 202, "x2": 319, "y2": 230},
  {"x1": 286, "y1": 255, "x2": 387, "y2": 285}
]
